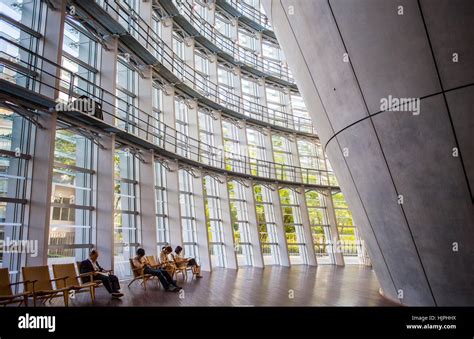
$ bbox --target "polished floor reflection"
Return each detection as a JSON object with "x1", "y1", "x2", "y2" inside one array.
[{"x1": 49, "y1": 265, "x2": 397, "y2": 307}]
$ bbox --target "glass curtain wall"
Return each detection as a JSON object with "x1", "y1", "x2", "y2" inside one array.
[
  {"x1": 228, "y1": 180, "x2": 253, "y2": 266},
  {"x1": 155, "y1": 162, "x2": 169, "y2": 250},
  {"x1": 0, "y1": 0, "x2": 43, "y2": 93},
  {"x1": 0, "y1": 0, "x2": 369, "y2": 275},
  {"x1": 113, "y1": 149, "x2": 140, "y2": 278},
  {"x1": 194, "y1": 52, "x2": 210, "y2": 95},
  {"x1": 152, "y1": 84, "x2": 163, "y2": 145},
  {"x1": 175, "y1": 99, "x2": 190, "y2": 158},
  {"x1": 297, "y1": 139, "x2": 328, "y2": 185},
  {"x1": 247, "y1": 128, "x2": 268, "y2": 177},
  {"x1": 333, "y1": 192, "x2": 365, "y2": 264},
  {"x1": 217, "y1": 66, "x2": 236, "y2": 107},
  {"x1": 48, "y1": 129, "x2": 96, "y2": 265},
  {"x1": 290, "y1": 94, "x2": 312, "y2": 133},
  {"x1": 198, "y1": 110, "x2": 215, "y2": 166},
  {"x1": 272, "y1": 134, "x2": 293, "y2": 181},
  {"x1": 241, "y1": 77, "x2": 260, "y2": 115},
  {"x1": 306, "y1": 190, "x2": 334, "y2": 264},
  {"x1": 280, "y1": 188, "x2": 307, "y2": 264},
  {"x1": 254, "y1": 184, "x2": 279, "y2": 265},
  {"x1": 116, "y1": 57, "x2": 139, "y2": 134},
  {"x1": 215, "y1": 13, "x2": 232, "y2": 38},
  {"x1": 0, "y1": 109, "x2": 34, "y2": 283},
  {"x1": 266, "y1": 87, "x2": 289, "y2": 129},
  {"x1": 203, "y1": 176, "x2": 226, "y2": 267},
  {"x1": 222, "y1": 120, "x2": 243, "y2": 172},
  {"x1": 179, "y1": 169, "x2": 200, "y2": 262},
  {"x1": 60, "y1": 19, "x2": 99, "y2": 101}
]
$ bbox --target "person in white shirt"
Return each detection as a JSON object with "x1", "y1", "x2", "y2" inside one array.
[
  {"x1": 133, "y1": 248, "x2": 181, "y2": 292},
  {"x1": 173, "y1": 246, "x2": 202, "y2": 278}
]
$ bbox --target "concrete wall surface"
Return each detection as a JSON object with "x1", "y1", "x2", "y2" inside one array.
[{"x1": 263, "y1": 0, "x2": 474, "y2": 306}]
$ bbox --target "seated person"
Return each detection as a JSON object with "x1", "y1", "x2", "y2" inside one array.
[
  {"x1": 159, "y1": 246, "x2": 177, "y2": 277},
  {"x1": 133, "y1": 248, "x2": 181, "y2": 292},
  {"x1": 173, "y1": 246, "x2": 203, "y2": 278},
  {"x1": 76, "y1": 95, "x2": 103, "y2": 120},
  {"x1": 80, "y1": 250, "x2": 123, "y2": 298}
]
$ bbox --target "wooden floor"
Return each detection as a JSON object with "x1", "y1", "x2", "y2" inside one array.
[{"x1": 51, "y1": 265, "x2": 398, "y2": 307}]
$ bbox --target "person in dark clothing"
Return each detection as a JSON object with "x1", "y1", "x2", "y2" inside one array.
[
  {"x1": 76, "y1": 95, "x2": 103, "y2": 120},
  {"x1": 80, "y1": 250, "x2": 123, "y2": 298},
  {"x1": 133, "y1": 248, "x2": 182, "y2": 292}
]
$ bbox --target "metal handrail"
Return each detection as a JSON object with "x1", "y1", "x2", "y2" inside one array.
[
  {"x1": 93, "y1": 0, "x2": 315, "y2": 134},
  {"x1": 225, "y1": 0, "x2": 273, "y2": 31},
  {"x1": 170, "y1": 0, "x2": 291, "y2": 83},
  {"x1": 0, "y1": 38, "x2": 335, "y2": 186}
]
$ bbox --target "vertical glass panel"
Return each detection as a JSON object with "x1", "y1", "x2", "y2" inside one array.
[
  {"x1": 222, "y1": 121, "x2": 243, "y2": 172},
  {"x1": 0, "y1": 109, "x2": 33, "y2": 283},
  {"x1": 241, "y1": 77, "x2": 260, "y2": 116},
  {"x1": 333, "y1": 192, "x2": 367, "y2": 264},
  {"x1": 306, "y1": 190, "x2": 334, "y2": 264},
  {"x1": 114, "y1": 149, "x2": 140, "y2": 278},
  {"x1": 198, "y1": 110, "x2": 215, "y2": 166},
  {"x1": 272, "y1": 135, "x2": 293, "y2": 181},
  {"x1": 175, "y1": 99, "x2": 190, "y2": 158},
  {"x1": 116, "y1": 59, "x2": 138, "y2": 134},
  {"x1": 297, "y1": 139, "x2": 328, "y2": 185},
  {"x1": 155, "y1": 162, "x2": 169, "y2": 248},
  {"x1": 48, "y1": 129, "x2": 96, "y2": 265},
  {"x1": 204, "y1": 176, "x2": 226, "y2": 268},
  {"x1": 280, "y1": 188, "x2": 307, "y2": 265},
  {"x1": 229, "y1": 181, "x2": 253, "y2": 266},
  {"x1": 255, "y1": 185, "x2": 279, "y2": 265},
  {"x1": 178, "y1": 169, "x2": 200, "y2": 263}
]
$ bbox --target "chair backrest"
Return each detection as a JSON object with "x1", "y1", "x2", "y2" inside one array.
[
  {"x1": 146, "y1": 255, "x2": 158, "y2": 267},
  {"x1": 0, "y1": 267, "x2": 13, "y2": 296},
  {"x1": 22, "y1": 266, "x2": 53, "y2": 292},
  {"x1": 172, "y1": 254, "x2": 187, "y2": 268},
  {"x1": 52, "y1": 263, "x2": 79, "y2": 288},
  {"x1": 75, "y1": 261, "x2": 85, "y2": 284},
  {"x1": 129, "y1": 258, "x2": 141, "y2": 278}
]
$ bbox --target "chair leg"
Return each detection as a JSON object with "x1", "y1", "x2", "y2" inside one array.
[
  {"x1": 90, "y1": 286, "x2": 95, "y2": 303},
  {"x1": 63, "y1": 291, "x2": 69, "y2": 307},
  {"x1": 128, "y1": 278, "x2": 136, "y2": 287}
]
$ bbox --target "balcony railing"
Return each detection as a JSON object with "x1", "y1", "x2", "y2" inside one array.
[
  {"x1": 221, "y1": 0, "x2": 274, "y2": 31},
  {"x1": 169, "y1": 0, "x2": 293, "y2": 83},
  {"x1": 87, "y1": 0, "x2": 316, "y2": 134},
  {"x1": 0, "y1": 37, "x2": 336, "y2": 188}
]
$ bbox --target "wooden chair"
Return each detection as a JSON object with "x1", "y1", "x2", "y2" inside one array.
[
  {"x1": 171, "y1": 255, "x2": 190, "y2": 281},
  {"x1": 159, "y1": 253, "x2": 176, "y2": 278},
  {"x1": 0, "y1": 268, "x2": 31, "y2": 306},
  {"x1": 22, "y1": 266, "x2": 70, "y2": 307},
  {"x1": 75, "y1": 261, "x2": 109, "y2": 288},
  {"x1": 127, "y1": 258, "x2": 153, "y2": 290},
  {"x1": 146, "y1": 255, "x2": 162, "y2": 269},
  {"x1": 76, "y1": 262, "x2": 98, "y2": 287},
  {"x1": 52, "y1": 263, "x2": 98, "y2": 303},
  {"x1": 75, "y1": 261, "x2": 115, "y2": 286}
]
